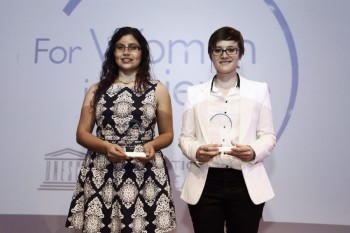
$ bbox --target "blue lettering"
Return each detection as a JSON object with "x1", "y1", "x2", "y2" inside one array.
[
  {"x1": 173, "y1": 81, "x2": 193, "y2": 106},
  {"x1": 88, "y1": 28, "x2": 256, "y2": 65},
  {"x1": 169, "y1": 40, "x2": 204, "y2": 64},
  {"x1": 34, "y1": 38, "x2": 82, "y2": 64},
  {"x1": 148, "y1": 39, "x2": 165, "y2": 63},
  {"x1": 244, "y1": 40, "x2": 256, "y2": 64},
  {"x1": 90, "y1": 28, "x2": 104, "y2": 62},
  {"x1": 35, "y1": 38, "x2": 49, "y2": 63},
  {"x1": 50, "y1": 46, "x2": 67, "y2": 64}
]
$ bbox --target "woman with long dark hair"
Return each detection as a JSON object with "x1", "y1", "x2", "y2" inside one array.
[{"x1": 66, "y1": 27, "x2": 176, "y2": 233}]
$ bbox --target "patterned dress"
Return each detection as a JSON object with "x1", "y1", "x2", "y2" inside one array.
[{"x1": 66, "y1": 81, "x2": 176, "y2": 233}]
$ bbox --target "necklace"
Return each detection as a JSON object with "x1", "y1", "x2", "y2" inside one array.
[{"x1": 117, "y1": 78, "x2": 135, "y2": 85}]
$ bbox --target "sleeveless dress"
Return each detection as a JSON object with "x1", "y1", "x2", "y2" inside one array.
[{"x1": 66, "y1": 81, "x2": 176, "y2": 233}]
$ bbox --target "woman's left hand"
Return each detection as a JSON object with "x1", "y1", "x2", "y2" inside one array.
[
  {"x1": 136, "y1": 142, "x2": 156, "y2": 163},
  {"x1": 226, "y1": 143, "x2": 256, "y2": 162}
]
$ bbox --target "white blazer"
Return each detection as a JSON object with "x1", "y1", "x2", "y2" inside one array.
[{"x1": 178, "y1": 76, "x2": 276, "y2": 205}]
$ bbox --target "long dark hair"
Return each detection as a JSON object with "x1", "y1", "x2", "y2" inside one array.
[{"x1": 92, "y1": 27, "x2": 152, "y2": 108}]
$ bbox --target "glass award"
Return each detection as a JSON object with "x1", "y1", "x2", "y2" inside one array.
[{"x1": 209, "y1": 113, "x2": 233, "y2": 153}]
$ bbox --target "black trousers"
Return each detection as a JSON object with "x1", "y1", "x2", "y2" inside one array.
[{"x1": 188, "y1": 168, "x2": 265, "y2": 233}]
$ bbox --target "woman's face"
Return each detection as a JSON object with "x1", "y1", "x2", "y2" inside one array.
[
  {"x1": 114, "y1": 34, "x2": 142, "y2": 75},
  {"x1": 211, "y1": 40, "x2": 240, "y2": 76}
]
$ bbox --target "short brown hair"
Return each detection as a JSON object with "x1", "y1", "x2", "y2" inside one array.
[{"x1": 208, "y1": 26, "x2": 245, "y2": 60}]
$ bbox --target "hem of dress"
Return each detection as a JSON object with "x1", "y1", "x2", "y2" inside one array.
[
  {"x1": 160, "y1": 225, "x2": 177, "y2": 233},
  {"x1": 65, "y1": 225, "x2": 177, "y2": 233},
  {"x1": 65, "y1": 225, "x2": 83, "y2": 231}
]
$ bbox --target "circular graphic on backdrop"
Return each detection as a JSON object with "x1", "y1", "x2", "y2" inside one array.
[{"x1": 62, "y1": 0, "x2": 298, "y2": 141}]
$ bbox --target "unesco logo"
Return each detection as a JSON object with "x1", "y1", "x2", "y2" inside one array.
[{"x1": 38, "y1": 149, "x2": 84, "y2": 191}]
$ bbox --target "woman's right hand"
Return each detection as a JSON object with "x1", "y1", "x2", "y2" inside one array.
[
  {"x1": 105, "y1": 143, "x2": 128, "y2": 163},
  {"x1": 195, "y1": 144, "x2": 221, "y2": 163}
]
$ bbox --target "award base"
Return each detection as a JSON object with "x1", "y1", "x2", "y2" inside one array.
[
  {"x1": 125, "y1": 152, "x2": 147, "y2": 158},
  {"x1": 218, "y1": 146, "x2": 233, "y2": 153}
]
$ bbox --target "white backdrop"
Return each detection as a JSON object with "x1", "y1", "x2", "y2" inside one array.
[{"x1": 1, "y1": 0, "x2": 350, "y2": 231}]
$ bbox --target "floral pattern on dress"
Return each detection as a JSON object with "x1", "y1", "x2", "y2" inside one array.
[
  {"x1": 129, "y1": 198, "x2": 149, "y2": 233},
  {"x1": 66, "y1": 81, "x2": 176, "y2": 232},
  {"x1": 111, "y1": 90, "x2": 135, "y2": 135},
  {"x1": 142, "y1": 177, "x2": 161, "y2": 207},
  {"x1": 84, "y1": 197, "x2": 105, "y2": 233},
  {"x1": 100, "y1": 178, "x2": 117, "y2": 209},
  {"x1": 118, "y1": 178, "x2": 138, "y2": 209},
  {"x1": 153, "y1": 194, "x2": 176, "y2": 233}
]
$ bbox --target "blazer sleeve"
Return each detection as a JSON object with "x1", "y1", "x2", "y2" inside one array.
[
  {"x1": 249, "y1": 83, "x2": 276, "y2": 163},
  {"x1": 178, "y1": 86, "x2": 203, "y2": 163}
]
